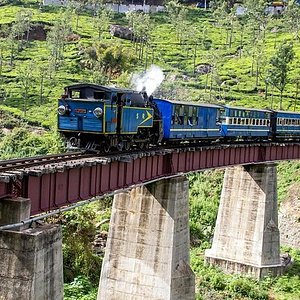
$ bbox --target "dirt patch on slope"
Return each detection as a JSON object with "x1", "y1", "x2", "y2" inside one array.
[{"x1": 278, "y1": 183, "x2": 300, "y2": 248}]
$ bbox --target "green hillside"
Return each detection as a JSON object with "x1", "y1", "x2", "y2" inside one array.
[{"x1": 0, "y1": 1, "x2": 299, "y2": 299}]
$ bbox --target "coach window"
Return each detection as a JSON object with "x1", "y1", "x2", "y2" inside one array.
[
  {"x1": 174, "y1": 106, "x2": 180, "y2": 125},
  {"x1": 184, "y1": 106, "x2": 189, "y2": 125},
  {"x1": 71, "y1": 90, "x2": 81, "y2": 99},
  {"x1": 192, "y1": 107, "x2": 198, "y2": 125},
  {"x1": 94, "y1": 91, "x2": 105, "y2": 99}
]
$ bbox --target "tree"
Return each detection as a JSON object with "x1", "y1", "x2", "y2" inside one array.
[
  {"x1": 166, "y1": 0, "x2": 188, "y2": 44},
  {"x1": 284, "y1": 0, "x2": 300, "y2": 41},
  {"x1": 210, "y1": 0, "x2": 237, "y2": 11},
  {"x1": 37, "y1": 65, "x2": 47, "y2": 105},
  {"x1": 94, "y1": 7, "x2": 112, "y2": 40},
  {"x1": 126, "y1": 11, "x2": 152, "y2": 60},
  {"x1": 213, "y1": 1, "x2": 235, "y2": 48},
  {"x1": 18, "y1": 62, "x2": 35, "y2": 116},
  {"x1": 14, "y1": 9, "x2": 33, "y2": 50},
  {"x1": 268, "y1": 42, "x2": 295, "y2": 110},
  {"x1": 47, "y1": 11, "x2": 72, "y2": 71},
  {"x1": 81, "y1": 42, "x2": 136, "y2": 80}
]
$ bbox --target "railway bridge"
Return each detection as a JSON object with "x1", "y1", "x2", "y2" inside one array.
[{"x1": 0, "y1": 142, "x2": 299, "y2": 299}]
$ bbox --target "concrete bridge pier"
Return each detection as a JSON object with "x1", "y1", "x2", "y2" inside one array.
[
  {"x1": 0, "y1": 197, "x2": 63, "y2": 300},
  {"x1": 98, "y1": 176, "x2": 195, "y2": 300},
  {"x1": 205, "y1": 163, "x2": 283, "y2": 279}
]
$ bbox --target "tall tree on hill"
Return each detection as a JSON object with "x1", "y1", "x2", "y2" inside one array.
[
  {"x1": 126, "y1": 11, "x2": 152, "y2": 60},
  {"x1": 244, "y1": 0, "x2": 270, "y2": 40},
  {"x1": 210, "y1": 0, "x2": 236, "y2": 11},
  {"x1": 94, "y1": 7, "x2": 112, "y2": 40},
  {"x1": 213, "y1": 1, "x2": 235, "y2": 48},
  {"x1": 166, "y1": 0, "x2": 188, "y2": 44},
  {"x1": 268, "y1": 41, "x2": 295, "y2": 110},
  {"x1": 244, "y1": 0, "x2": 270, "y2": 86},
  {"x1": 284, "y1": 0, "x2": 300, "y2": 41},
  {"x1": 7, "y1": 25, "x2": 18, "y2": 66},
  {"x1": 13, "y1": 9, "x2": 33, "y2": 51},
  {"x1": 74, "y1": 0, "x2": 89, "y2": 30},
  {"x1": 47, "y1": 10, "x2": 72, "y2": 71},
  {"x1": 18, "y1": 62, "x2": 35, "y2": 116}
]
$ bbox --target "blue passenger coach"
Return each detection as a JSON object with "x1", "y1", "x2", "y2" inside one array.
[
  {"x1": 220, "y1": 106, "x2": 272, "y2": 138},
  {"x1": 152, "y1": 98, "x2": 222, "y2": 140},
  {"x1": 273, "y1": 110, "x2": 300, "y2": 138}
]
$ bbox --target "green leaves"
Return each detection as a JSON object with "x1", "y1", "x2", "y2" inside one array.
[{"x1": 268, "y1": 41, "x2": 295, "y2": 109}]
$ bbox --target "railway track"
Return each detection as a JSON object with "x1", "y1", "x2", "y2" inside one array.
[{"x1": 0, "y1": 152, "x2": 94, "y2": 173}]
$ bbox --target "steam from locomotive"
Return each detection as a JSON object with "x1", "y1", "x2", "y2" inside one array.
[{"x1": 131, "y1": 65, "x2": 164, "y2": 96}]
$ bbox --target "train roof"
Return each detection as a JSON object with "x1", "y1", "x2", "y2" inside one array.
[
  {"x1": 222, "y1": 105, "x2": 272, "y2": 113},
  {"x1": 65, "y1": 83, "x2": 136, "y2": 94},
  {"x1": 155, "y1": 98, "x2": 222, "y2": 108},
  {"x1": 273, "y1": 109, "x2": 300, "y2": 115}
]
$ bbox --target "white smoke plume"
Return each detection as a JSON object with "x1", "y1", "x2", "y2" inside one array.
[{"x1": 131, "y1": 65, "x2": 164, "y2": 96}]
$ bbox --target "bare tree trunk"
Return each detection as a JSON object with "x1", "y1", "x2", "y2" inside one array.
[
  {"x1": 40, "y1": 75, "x2": 44, "y2": 105},
  {"x1": 271, "y1": 85, "x2": 274, "y2": 109},
  {"x1": 239, "y1": 26, "x2": 243, "y2": 58},
  {"x1": 280, "y1": 90, "x2": 283, "y2": 110},
  {"x1": 251, "y1": 51, "x2": 255, "y2": 76},
  {"x1": 193, "y1": 43, "x2": 197, "y2": 74},
  {"x1": 255, "y1": 59, "x2": 259, "y2": 87},
  {"x1": 151, "y1": 46, "x2": 154, "y2": 65},
  {"x1": 264, "y1": 82, "x2": 268, "y2": 101},
  {"x1": 229, "y1": 22, "x2": 233, "y2": 48},
  {"x1": 294, "y1": 82, "x2": 299, "y2": 111}
]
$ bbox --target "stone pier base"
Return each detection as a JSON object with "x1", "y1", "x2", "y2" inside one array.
[
  {"x1": 205, "y1": 164, "x2": 283, "y2": 279},
  {"x1": 0, "y1": 198, "x2": 63, "y2": 300},
  {"x1": 98, "y1": 177, "x2": 195, "y2": 300}
]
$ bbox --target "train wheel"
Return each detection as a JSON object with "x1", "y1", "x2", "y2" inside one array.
[
  {"x1": 124, "y1": 141, "x2": 131, "y2": 151},
  {"x1": 103, "y1": 144, "x2": 111, "y2": 153},
  {"x1": 117, "y1": 142, "x2": 123, "y2": 152},
  {"x1": 139, "y1": 142, "x2": 145, "y2": 150}
]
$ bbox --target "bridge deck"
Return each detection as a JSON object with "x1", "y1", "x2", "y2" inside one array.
[{"x1": 0, "y1": 143, "x2": 299, "y2": 216}]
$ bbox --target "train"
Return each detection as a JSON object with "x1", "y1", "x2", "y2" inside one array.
[{"x1": 57, "y1": 83, "x2": 300, "y2": 152}]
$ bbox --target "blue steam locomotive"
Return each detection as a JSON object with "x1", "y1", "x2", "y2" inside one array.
[{"x1": 57, "y1": 83, "x2": 300, "y2": 151}]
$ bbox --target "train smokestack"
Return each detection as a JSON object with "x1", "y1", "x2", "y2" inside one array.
[{"x1": 131, "y1": 65, "x2": 164, "y2": 96}]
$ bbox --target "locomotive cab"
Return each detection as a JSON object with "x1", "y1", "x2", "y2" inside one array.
[{"x1": 57, "y1": 83, "x2": 156, "y2": 151}]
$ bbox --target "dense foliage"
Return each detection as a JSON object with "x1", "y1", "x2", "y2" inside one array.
[{"x1": 0, "y1": 0, "x2": 299, "y2": 299}]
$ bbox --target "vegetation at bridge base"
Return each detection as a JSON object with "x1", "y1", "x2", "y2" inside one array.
[
  {"x1": 190, "y1": 246, "x2": 300, "y2": 300},
  {"x1": 188, "y1": 170, "x2": 224, "y2": 245}
]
